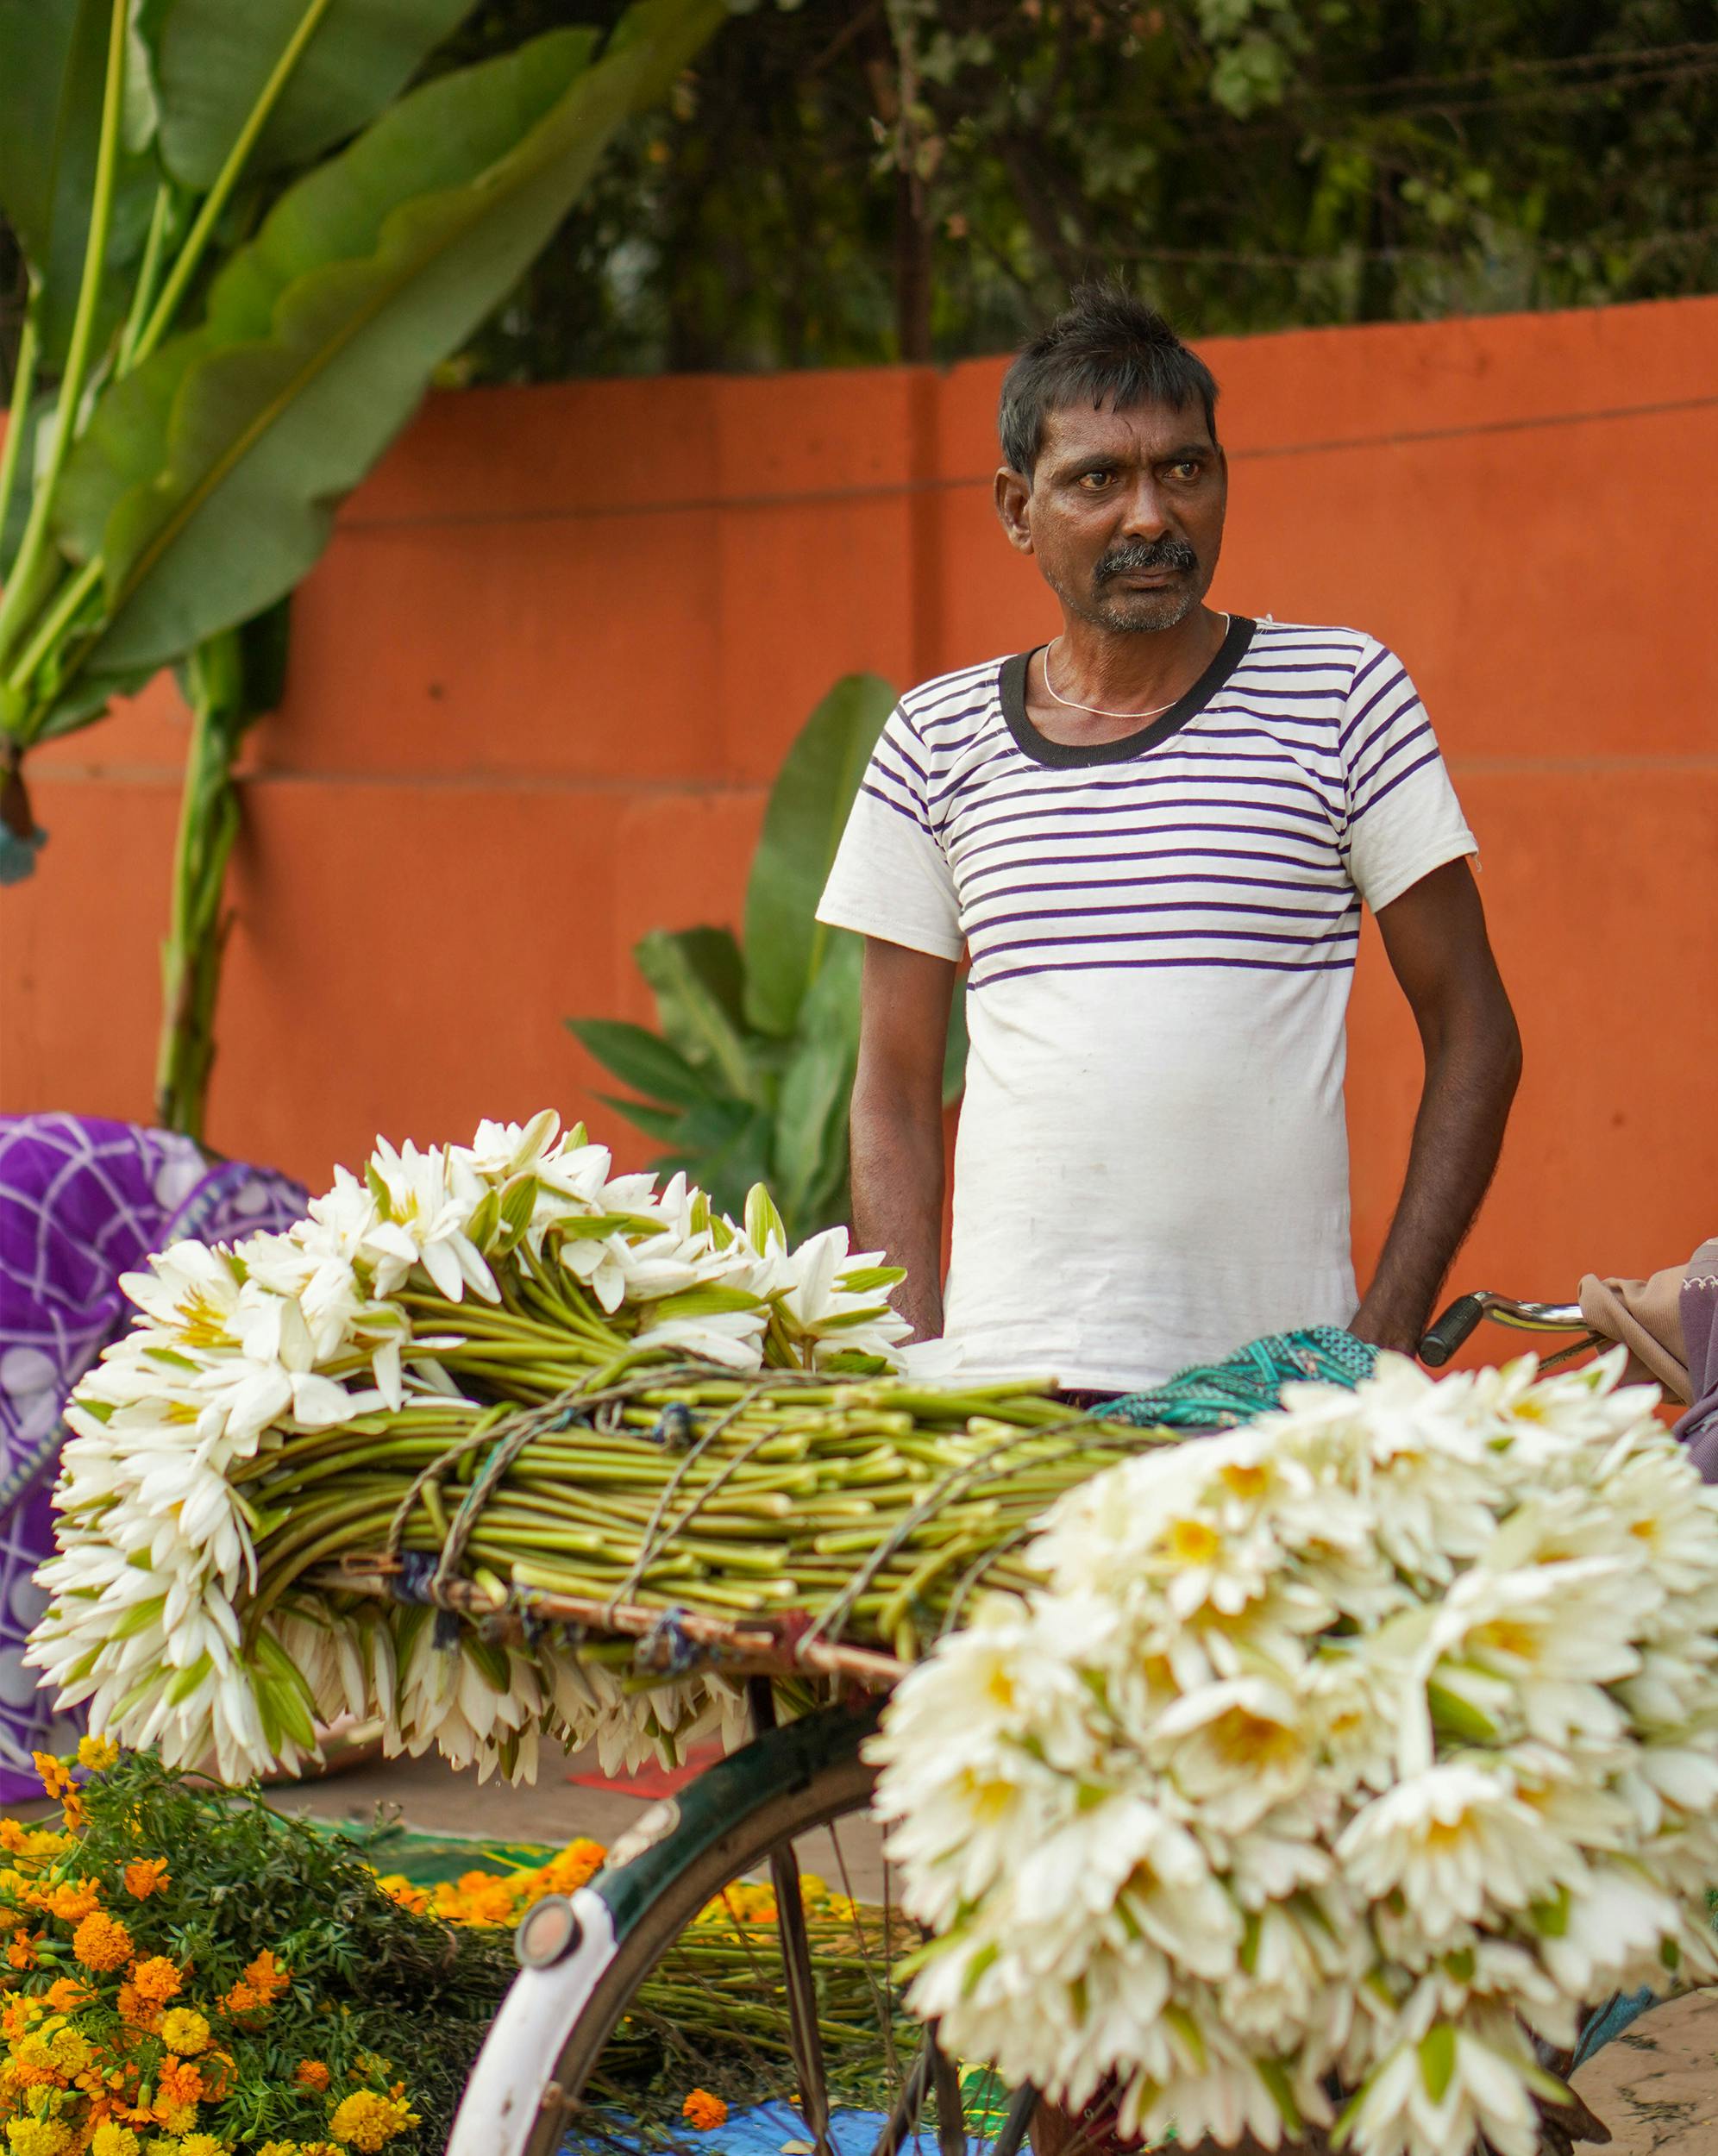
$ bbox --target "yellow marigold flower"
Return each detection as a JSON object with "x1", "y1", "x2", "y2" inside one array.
[
  {"x1": 154, "y1": 2103, "x2": 198, "y2": 2133},
  {"x1": 129, "y1": 1956, "x2": 182, "y2": 2004},
  {"x1": 175, "y1": 2138, "x2": 224, "y2": 2156},
  {"x1": 76, "y1": 1736, "x2": 120, "y2": 1773},
  {"x1": 0, "y1": 1996, "x2": 41, "y2": 2039},
  {"x1": 295, "y1": 2059, "x2": 331, "y2": 2090},
  {"x1": 681, "y1": 2089, "x2": 729, "y2": 2131},
  {"x1": 370, "y1": 1876, "x2": 426, "y2": 1916},
  {"x1": 158, "y1": 2010, "x2": 210, "y2": 2057},
  {"x1": 256, "y1": 2144, "x2": 301, "y2": 2156},
  {"x1": 122, "y1": 1860, "x2": 169, "y2": 1902},
  {"x1": 91, "y1": 2128, "x2": 141, "y2": 2156},
  {"x1": 5, "y1": 2120, "x2": 72, "y2": 2156},
  {"x1": 327, "y1": 2090, "x2": 419, "y2": 2151},
  {"x1": 72, "y1": 1909, "x2": 132, "y2": 1971}
]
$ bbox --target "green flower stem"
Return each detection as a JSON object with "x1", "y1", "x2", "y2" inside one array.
[
  {"x1": 0, "y1": 0, "x2": 129, "y2": 676},
  {"x1": 0, "y1": 309, "x2": 39, "y2": 568},
  {"x1": 132, "y1": 0, "x2": 342, "y2": 367},
  {"x1": 5, "y1": 556, "x2": 103, "y2": 711}
]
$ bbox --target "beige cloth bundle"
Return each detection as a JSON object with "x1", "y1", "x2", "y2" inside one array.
[{"x1": 1577, "y1": 1244, "x2": 1718, "y2": 1406}]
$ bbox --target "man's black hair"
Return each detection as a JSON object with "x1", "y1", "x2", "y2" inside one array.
[{"x1": 999, "y1": 284, "x2": 1220, "y2": 479}]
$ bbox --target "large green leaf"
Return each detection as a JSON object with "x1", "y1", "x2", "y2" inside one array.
[
  {"x1": 634, "y1": 925, "x2": 759, "y2": 1103},
  {"x1": 0, "y1": 0, "x2": 159, "y2": 362},
  {"x1": 148, "y1": 0, "x2": 481, "y2": 192},
  {"x1": 743, "y1": 672, "x2": 895, "y2": 1038},
  {"x1": 773, "y1": 928, "x2": 862, "y2": 1234},
  {"x1": 53, "y1": 0, "x2": 726, "y2": 674},
  {"x1": 658, "y1": 1101, "x2": 774, "y2": 1224},
  {"x1": 565, "y1": 1017, "x2": 709, "y2": 1112}
]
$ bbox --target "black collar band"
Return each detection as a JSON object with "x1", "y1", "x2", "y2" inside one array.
[{"x1": 999, "y1": 613, "x2": 1256, "y2": 768}]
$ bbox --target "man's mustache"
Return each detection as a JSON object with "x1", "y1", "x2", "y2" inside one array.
[{"x1": 1094, "y1": 537, "x2": 1198, "y2": 581}]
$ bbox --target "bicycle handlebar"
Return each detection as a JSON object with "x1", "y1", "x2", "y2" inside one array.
[{"x1": 1418, "y1": 1292, "x2": 1589, "y2": 1367}]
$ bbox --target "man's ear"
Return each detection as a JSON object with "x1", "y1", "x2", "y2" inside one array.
[{"x1": 994, "y1": 466, "x2": 1034, "y2": 555}]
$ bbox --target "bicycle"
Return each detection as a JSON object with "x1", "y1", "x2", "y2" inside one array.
[{"x1": 445, "y1": 1288, "x2": 1688, "y2": 2156}]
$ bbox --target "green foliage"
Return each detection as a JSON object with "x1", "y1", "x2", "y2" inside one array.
[
  {"x1": 5, "y1": 1749, "x2": 515, "y2": 2150},
  {"x1": 440, "y1": 0, "x2": 1718, "y2": 381},
  {"x1": 570, "y1": 673, "x2": 966, "y2": 1237}
]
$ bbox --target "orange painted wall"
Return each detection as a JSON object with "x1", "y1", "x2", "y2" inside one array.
[{"x1": 3, "y1": 295, "x2": 1715, "y2": 1318}]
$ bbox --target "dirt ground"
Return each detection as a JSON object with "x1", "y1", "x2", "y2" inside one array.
[{"x1": 279, "y1": 1748, "x2": 1718, "y2": 2152}]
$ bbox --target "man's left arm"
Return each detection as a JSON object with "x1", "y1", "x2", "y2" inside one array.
[{"x1": 1351, "y1": 856, "x2": 1523, "y2": 1353}]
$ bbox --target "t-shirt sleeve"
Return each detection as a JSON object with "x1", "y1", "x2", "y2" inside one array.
[
  {"x1": 816, "y1": 706, "x2": 964, "y2": 961},
  {"x1": 1339, "y1": 640, "x2": 1477, "y2": 912}
]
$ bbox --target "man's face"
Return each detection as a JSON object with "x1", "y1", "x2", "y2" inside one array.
[{"x1": 995, "y1": 396, "x2": 1227, "y2": 633}]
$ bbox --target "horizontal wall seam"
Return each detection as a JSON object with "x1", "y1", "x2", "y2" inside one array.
[{"x1": 334, "y1": 390, "x2": 1718, "y2": 532}]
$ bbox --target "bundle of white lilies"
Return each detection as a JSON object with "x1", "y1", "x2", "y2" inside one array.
[
  {"x1": 871, "y1": 1352, "x2": 1718, "y2": 2156},
  {"x1": 27, "y1": 1112, "x2": 1138, "y2": 1787}
]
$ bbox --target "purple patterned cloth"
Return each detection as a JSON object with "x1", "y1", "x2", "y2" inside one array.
[{"x1": 0, "y1": 1114, "x2": 305, "y2": 1801}]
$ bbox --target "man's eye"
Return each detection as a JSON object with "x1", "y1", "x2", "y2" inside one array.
[
  {"x1": 1079, "y1": 471, "x2": 1113, "y2": 488},
  {"x1": 1170, "y1": 461, "x2": 1203, "y2": 480}
]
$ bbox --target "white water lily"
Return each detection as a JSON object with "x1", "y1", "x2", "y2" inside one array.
[{"x1": 875, "y1": 1350, "x2": 1718, "y2": 2156}]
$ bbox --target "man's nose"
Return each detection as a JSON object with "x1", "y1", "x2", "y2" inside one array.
[{"x1": 1115, "y1": 473, "x2": 1171, "y2": 539}]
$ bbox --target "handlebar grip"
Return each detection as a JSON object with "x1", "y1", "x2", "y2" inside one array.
[{"x1": 1419, "y1": 1293, "x2": 1486, "y2": 1367}]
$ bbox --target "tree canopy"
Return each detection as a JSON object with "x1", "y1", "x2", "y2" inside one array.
[{"x1": 447, "y1": 0, "x2": 1718, "y2": 380}]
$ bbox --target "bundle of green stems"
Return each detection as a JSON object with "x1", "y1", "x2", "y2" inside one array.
[{"x1": 241, "y1": 1284, "x2": 1162, "y2": 1661}]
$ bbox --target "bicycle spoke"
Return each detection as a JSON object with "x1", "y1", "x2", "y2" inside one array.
[
  {"x1": 771, "y1": 1830, "x2": 836, "y2": 2156},
  {"x1": 868, "y1": 2034, "x2": 934, "y2": 2156},
  {"x1": 928, "y1": 2026, "x2": 967, "y2": 2156}
]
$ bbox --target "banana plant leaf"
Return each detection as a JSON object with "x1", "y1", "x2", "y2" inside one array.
[
  {"x1": 773, "y1": 928, "x2": 862, "y2": 1232},
  {"x1": 566, "y1": 1017, "x2": 708, "y2": 1111},
  {"x1": 0, "y1": 0, "x2": 160, "y2": 363},
  {"x1": 742, "y1": 671, "x2": 895, "y2": 1038},
  {"x1": 51, "y1": 0, "x2": 724, "y2": 680},
  {"x1": 633, "y1": 925, "x2": 759, "y2": 1104},
  {"x1": 148, "y1": 0, "x2": 482, "y2": 191}
]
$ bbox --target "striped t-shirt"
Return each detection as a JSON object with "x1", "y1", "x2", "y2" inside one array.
[{"x1": 817, "y1": 615, "x2": 1477, "y2": 1390}]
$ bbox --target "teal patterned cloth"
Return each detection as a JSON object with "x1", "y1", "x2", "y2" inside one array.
[{"x1": 1099, "y1": 1325, "x2": 1379, "y2": 1428}]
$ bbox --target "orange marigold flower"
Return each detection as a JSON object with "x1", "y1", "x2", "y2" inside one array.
[
  {"x1": 59, "y1": 1792, "x2": 85, "y2": 1833},
  {"x1": 232, "y1": 1947, "x2": 289, "y2": 2007},
  {"x1": 42, "y1": 1977, "x2": 90, "y2": 2013},
  {"x1": 43, "y1": 1877, "x2": 102, "y2": 1921},
  {"x1": 681, "y1": 2089, "x2": 729, "y2": 2132},
  {"x1": 372, "y1": 1874, "x2": 427, "y2": 1915},
  {"x1": 296, "y1": 2059, "x2": 332, "y2": 2090},
  {"x1": 72, "y1": 1909, "x2": 133, "y2": 1971},
  {"x1": 115, "y1": 1982, "x2": 159, "y2": 2031},
  {"x1": 0, "y1": 1821, "x2": 27, "y2": 1854},
  {"x1": 220, "y1": 1979, "x2": 258, "y2": 2015},
  {"x1": 128, "y1": 1954, "x2": 182, "y2": 2003},
  {"x1": 6, "y1": 1930, "x2": 39, "y2": 1971},
  {"x1": 121, "y1": 1859, "x2": 168, "y2": 1901},
  {"x1": 31, "y1": 1751, "x2": 71, "y2": 1799},
  {"x1": 154, "y1": 2054, "x2": 205, "y2": 2109}
]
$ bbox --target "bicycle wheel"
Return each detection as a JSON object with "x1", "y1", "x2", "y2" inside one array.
[{"x1": 448, "y1": 1695, "x2": 1034, "y2": 2156}]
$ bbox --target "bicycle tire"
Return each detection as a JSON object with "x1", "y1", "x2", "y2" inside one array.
[{"x1": 450, "y1": 1698, "x2": 925, "y2": 2156}]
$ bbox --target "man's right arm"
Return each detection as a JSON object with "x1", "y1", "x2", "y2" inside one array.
[{"x1": 850, "y1": 937, "x2": 958, "y2": 1341}]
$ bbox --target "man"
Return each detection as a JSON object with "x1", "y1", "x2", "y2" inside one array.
[{"x1": 817, "y1": 285, "x2": 1521, "y2": 1391}]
